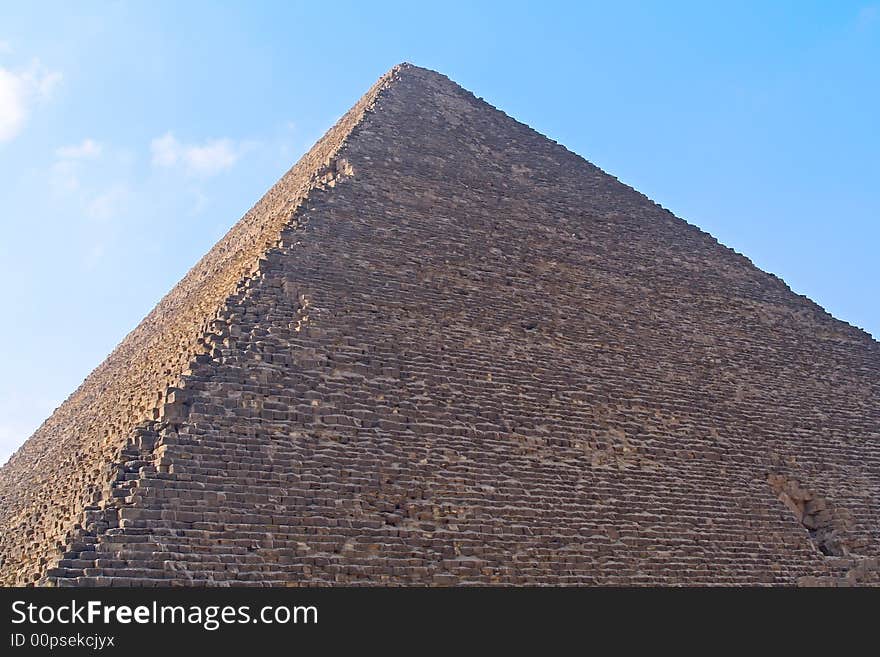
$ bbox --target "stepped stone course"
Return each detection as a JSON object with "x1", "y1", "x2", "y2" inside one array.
[{"x1": 0, "y1": 63, "x2": 877, "y2": 586}]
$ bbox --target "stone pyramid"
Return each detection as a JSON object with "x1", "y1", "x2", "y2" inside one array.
[{"x1": 1, "y1": 64, "x2": 878, "y2": 587}]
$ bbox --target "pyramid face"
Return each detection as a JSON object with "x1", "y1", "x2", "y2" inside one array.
[{"x1": 1, "y1": 64, "x2": 878, "y2": 587}]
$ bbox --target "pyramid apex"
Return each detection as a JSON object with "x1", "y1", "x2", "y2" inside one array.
[
  {"x1": 391, "y1": 61, "x2": 424, "y2": 71},
  {"x1": 385, "y1": 61, "x2": 446, "y2": 79}
]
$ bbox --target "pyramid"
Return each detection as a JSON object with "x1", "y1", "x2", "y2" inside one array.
[{"x1": 1, "y1": 64, "x2": 878, "y2": 587}]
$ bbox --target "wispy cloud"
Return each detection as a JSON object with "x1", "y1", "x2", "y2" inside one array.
[
  {"x1": 48, "y1": 139, "x2": 129, "y2": 266},
  {"x1": 56, "y1": 138, "x2": 103, "y2": 159},
  {"x1": 0, "y1": 58, "x2": 61, "y2": 142},
  {"x1": 150, "y1": 132, "x2": 252, "y2": 177},
  {"x1": 51, "y1": 138, "x2": 104, "y2": 192},
  {"x1": 22, "y1": 60, "x2": 62, "y2": 98},
  {"x1": 49, "y1": 159, "x2": 80, "y2": 192},
  {"x1": 86, "y1": 184, "x2": 129, "y2": 222},
  {"x1": 80, "y1": 182, "x2": 129, "y2": 269}
]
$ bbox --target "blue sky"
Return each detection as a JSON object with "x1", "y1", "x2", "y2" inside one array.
[{"x1": 0, "y1": 1, "x2": 877, "y2": 462}]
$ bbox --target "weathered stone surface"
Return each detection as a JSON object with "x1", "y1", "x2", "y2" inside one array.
[{"x1": 0, "y1": 63, "x2": 878, "y2": 586}]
